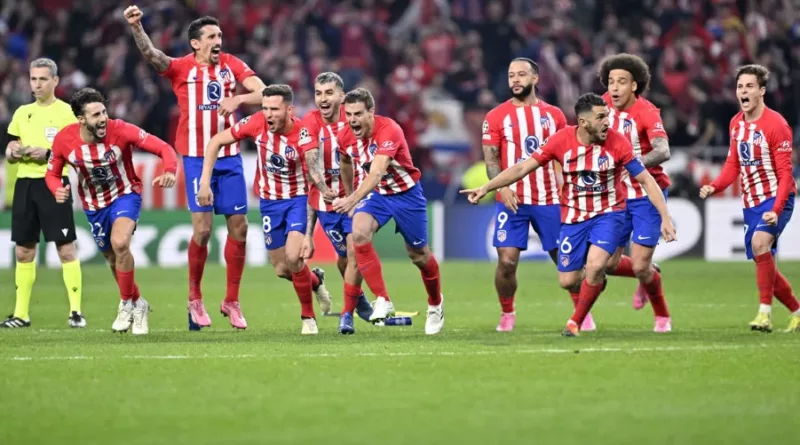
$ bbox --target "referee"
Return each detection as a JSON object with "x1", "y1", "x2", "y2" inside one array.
[{"x1": 1, "y1": 58, "x2": 85, "y2": 328}]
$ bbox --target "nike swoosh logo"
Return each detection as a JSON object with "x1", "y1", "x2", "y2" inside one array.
[
  {"x1": 596, "y1": 240, "x2": 609, "y2": 244},
  {"x1": 291, "y1": 223, "x2": 303, "y2": 227},
  {"x1": 116, "y1": 211, "x2": 128, "y2": 215},
  {"x1": 413, "y1": 240, "x2": 424, "y2": 245},
  {"x1": 234, "y1": 205, "x2": 246, "y2": 210},
  {"x1": 637, "y1": 235, "x2": 650, "y2": 240}
]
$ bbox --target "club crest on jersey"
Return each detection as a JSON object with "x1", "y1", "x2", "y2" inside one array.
[
  {"x1": 368, "y1": 143, "x2": 378, "y2": 155},
  {"x1": 524, "y1": 136, "x2": 540, "y2": 155},
  {"x1": 540, "y1": 117, "x2": 550, "y2": 129},
  {"x1": 623, "y1": 119, "x2": 633, "y2": 134},
  {"x1": 497, "y1": 230, "x2": 507, "y2": 242},
  {"x1": 560, "y1": 255, "x2": 570, "y2": 267},
  {"x1": 284, "y1": 146, "x2": 297, "y2": 160},
  {"x1": 207, "y1": 81, "x2": 222, "y2": 102},
  {"x1": 598, "y1": 155, "x2": 609, "y2": 170},
  {"x1": 753, "y1": 131, "x2": 763, "y2": 146},
  {"x1": 104, "y1": 150, "x2": 117, "y2": 163},
  {"x1": 219, "y1": 68, "x2": 231, "y2": 80}
]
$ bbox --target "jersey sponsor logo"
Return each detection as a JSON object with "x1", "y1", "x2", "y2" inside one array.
[
  {"x1": 268, "y1": 154, "x2": 286, "y2": 171},
  {"x1": 381, "y1": 140, "x2": 394, "y2": 149},
  {"x1": 45, "y1": 126, "x2": 59, "y2": 142},
  {"x1": 777, "y1": 140, "x2": 792, "y2": 152},
  {"x1": 576, "y1": 171, "x2": 607, "y2": 192},
  {"x1": 207, "y1": 81, "x2": 222, "y2": 102},
  {"x1": 524, "y1": 135, "x2": 540, "y2": 155},
  {"x1": 90, "y1": 166, "x2": 117, "y2": 186},
  {"x1": 738, "y1": 141, "x2": 761, "y2": 166},
  {"x1": 198, "y1": 104, "x2": 220, "y2": 111}
]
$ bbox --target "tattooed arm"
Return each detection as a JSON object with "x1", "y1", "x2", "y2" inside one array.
[
  {"x1": 641, "y1": 137, "x2": 671, "y2": 167},
  {"x1": 482, "y1": 144, "x2": 502, "y2": 179},
  {"x1": 305, "y1": 148, "x2": 337, "y2": 200},
  {"x1": 124, "y1": 6, "x2": 171, "y2": 73},
  {"x1": 483, "y1": 144, "x2": 518, "y2": 211}
]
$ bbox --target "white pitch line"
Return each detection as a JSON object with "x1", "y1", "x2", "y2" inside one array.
[{"x1": 2, "y1": 343, "x2": 794, "y2": 362}]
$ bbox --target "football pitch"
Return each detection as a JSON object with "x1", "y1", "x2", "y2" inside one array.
[{"x1": 1, "y1": 259, "x2": 798, "y2": 445}]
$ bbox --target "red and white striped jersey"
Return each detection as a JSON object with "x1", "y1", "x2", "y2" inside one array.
[
  {"x1": 711, "y1": 107, "x2": 796, "y2": 212},
  {"x1": 337, "y1": 115, "x2": 421, "y2": 195},
  {"x1": 230, "y1": 112, "x2": 307, "y2": 200},
  {"x1": 604, "y1": 94, "x2": 671, "y2": 199},
  {"x1": 532, "y1": 127, "x2": 642, "y2": 224},
  {"x1": 299, "y1": 107, "x2": 347, "y2": 211},
  {"x1": 46, "y1": 120, "x2": 177, "y2": 211},
  {"x1": 482, "y1": 99, "x2": 565, "y2": 206},
  {"x1": 162, "y1": 53, "x2": 255, "y2": 157}
]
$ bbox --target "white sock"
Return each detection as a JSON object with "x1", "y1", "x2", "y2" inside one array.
[{"x1": 759, "y1": 304, "x2": 772, "y2": 314}]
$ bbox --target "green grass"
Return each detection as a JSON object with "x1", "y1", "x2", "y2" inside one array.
[{"x1": 1, "y1": 259, "x2": 799, "y2": 445}]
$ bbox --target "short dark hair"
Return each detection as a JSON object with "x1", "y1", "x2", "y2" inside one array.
[
  {"x1": 188, "y1": 16, "x2": 220, "y2": 44},
  {"x1": 511, "y1": 57, "x2": 539, "y2": 74},
  {"x1": 70, "y1": 87, "x2": 106, "y2": 116},
  {"x1": 735, "y1": 64, "x2": 769, "y2": 88},
  {"x1": 574, "y1": 93, "x2": 606, "y2": 117},
  {"x1": 598, "y1": 53, "x2": 651, "y2": 96},
  {"x1": 314, "y1": 72, "x2": 344, "y2": 90},
  {"x1": 343, "y1": 88, "x2": 375, "y2": 110},
  {"x1": 262, "y1": 84, "x2": 293, "y2": 104}
]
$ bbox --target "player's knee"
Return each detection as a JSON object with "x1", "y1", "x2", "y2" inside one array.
[
  {"x1": 273, "y1": 263, "x2": 292, "y2": 280},
  {"x1": 406, "y1": 247, "x2": 429, "y2": 266},
  {"x1": 751, "y1": 236, "x2": 773, "y2": 256},
  {"x1": 497, "y1": 255, "x2": 518, "y2": 275},
  {"x1": 584, "y1": 258, "x2": 607, "y2": 281},
  {"x1": 605, "y1": 253, "x2": 621, "y2": 272},
  {"x1": 56, "y1": 242, "x2": 77, "y2": 263},
  {"x1": 193, "y1": 228, "x2": 212, "y2": 246},
  {"x1": 558, "y1": 274, "x2": 578, "y2": 290},
  {"x1": 351, "y1": 228, "x2": 372, "y2": 245},
  {"x1": 227, "y1": 215, "x2": 248, "y2": 240},
  {"x1": 632, "y1": 259, "x2": 653, "y2": 279},
  {"x1": 14, "y1": 244, "x2": 36, "y2": 263},
  {"x1": 110, "y1": 234, "x2": 131, "y2": 254}
]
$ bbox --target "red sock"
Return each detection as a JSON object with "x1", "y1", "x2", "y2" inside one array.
[
  {"x1": 774, "y1": 270, "x2": 800, "y2": 313},
  {"x1": 643, "y1": 272, "x2": 670, "y2": 317},
  {"x1": 291, "y1": 266, "x2": 316, "y2": 318},
  {"x1": 754, "y1": 252, "x2": 776, "y2": 305},
  {"x1": 568, "y1": 292, "x2": 579, "y2": 308},
  {"x1": 608, "y1": 255, "x2": 636, "y2": 278},
  {"x1": 188, "y1": 239, "x2": 208, "y2": 301},
  {"x1": 117, "y1": 270, "x2": 136, "y2": 301},
  {"x1": 342, "y1": 282, "x2": 362, "y2": 314},
  {"x1": 570, "y1": 280, "x2": 603, "y2": 325},
  {"x1": 499, "y1": 296, "x2": 515, "y2": 313},
  {"x1": 420, "y1": 255, "x2": 442, "y2": 305},
  {"x1": 354, "y1": 242, "x2": 390, "y2": 301},
  {"x1": 132, "y1": 283, "x2": 141, "y2": 302},
  {"x1": 311, "y1": 269, "x2": 321, "y2": 290},
  {"x1": 224, "y1": 237, "x2": 246, "y2": 302}
]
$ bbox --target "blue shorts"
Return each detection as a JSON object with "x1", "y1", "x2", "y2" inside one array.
[
  {"x1": 618, "y1": 188, "x2": 668, "y2": 248},
  {"x1": 259, "y1": 196, "x2": 308, "y2": 250},
  {"x1": 354, "y1": 183, "x2": 428, "y2": 248},
  {"x1": 183, "y1": 155, "x2": 248, "y2": 215},
  {"x1": 84, "y1": 193, "x2": 142, "y2": 252},
  {"x1": 317, "y1": 211, "x2": 352, "y2": 257},
  {"x1": 493, "y1": 203, "x2": 560, "y2": 251},
  {"x1": 556, "y1": 211, "x2": 625, "y2": 272},
  {"x1": 743, "y1": 195, "x2": 794, "y2": 260}
]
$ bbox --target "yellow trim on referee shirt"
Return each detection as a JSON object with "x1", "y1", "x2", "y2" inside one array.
[{"x1": 8, "y1": 99, "x2": 76, "y2": 179}]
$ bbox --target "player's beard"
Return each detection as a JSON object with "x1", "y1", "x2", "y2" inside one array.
[
  {"x1": 509, "y1": 83, "x2": 534, "y2": 101},
  {"x1": 88, "y1": 121, "x2": 107, "y2": 140}
]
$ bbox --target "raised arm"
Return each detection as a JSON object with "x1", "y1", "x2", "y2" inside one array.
[{"x1": 125, "y1": 6, "x2": 172, "y2": 74}]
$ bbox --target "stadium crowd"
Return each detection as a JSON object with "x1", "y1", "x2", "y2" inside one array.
[{"x1": 1, "y1": 0, "x2": 799, "y2": 191}]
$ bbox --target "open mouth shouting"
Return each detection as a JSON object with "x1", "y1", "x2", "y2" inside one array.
[
  {"x1": 210, "y1": 46, "x2": 221, "y2": 61},
  {"x1": 350, "y1": 122, "x2": 363, "y2": 137}
]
